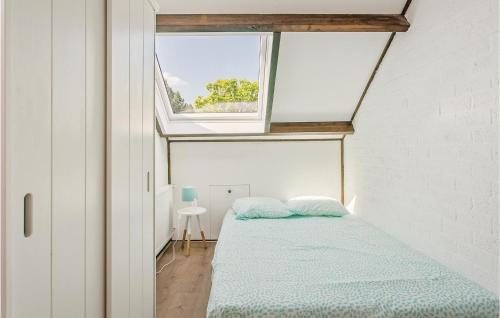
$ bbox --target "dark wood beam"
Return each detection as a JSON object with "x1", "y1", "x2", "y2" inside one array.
[
  {"x1": 156, "y1": 14, "x2": 410, "y2": 33},
  {"x1": 350, "y1": 0, "x2": 413, "y2": 121},
  {"x1": 401, "y1": 0, "x2": 413, "y2": 15},
  {"x1": 350, "y1": 32, "x2": 395, "y2": 121},
  {"x1": 264, "y1": 32, "x2": 281, "y2": 133},
  {"x1": 269, "y1": 121, "x2": 354, "y2": 134}
]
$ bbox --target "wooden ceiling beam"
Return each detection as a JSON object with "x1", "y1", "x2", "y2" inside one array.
[
  {"x1": 156, "y1": 14, "x2": 410, "y2": 33},
  {"x1": 269, "y1": 121, "x2": 354, "y2": 134},
  {"x1": 350, "y1": 0, "x2": 413, "y2": 121},
  {"x1": 351, "y1": 32, "x2": 395, "y2": 121}
]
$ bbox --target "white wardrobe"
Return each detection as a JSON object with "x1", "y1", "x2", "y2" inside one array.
[
  {"x1": 5, "y1": 0, "x2": 106, "y2": 317},
  {"x1": 4, "y1": 0, "x2": 157, "y2": 317}
]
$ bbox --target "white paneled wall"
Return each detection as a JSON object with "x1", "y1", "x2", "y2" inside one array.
[
  {"x1": 171, "y1": 141, "x2": 341, "y2": 239},
  {"x1": 5, "y1": 0, "x2": 105, "y2": 317},
  {"x1": 345, "y1": 0, "x2": 498, "y2": 293}
]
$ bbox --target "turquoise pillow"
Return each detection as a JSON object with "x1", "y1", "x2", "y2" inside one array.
[
  {"x1": 232, "y1": 197, "x2": 292, "y2": 220},
  {"x1": 286, "y1": 196, "x2": 349, "y2": 217}
]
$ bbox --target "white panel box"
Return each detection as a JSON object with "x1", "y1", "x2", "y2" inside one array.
[{"x1": 209, "y1": 185, "x2": 250, "y2": 239}]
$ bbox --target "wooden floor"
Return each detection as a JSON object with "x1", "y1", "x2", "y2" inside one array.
[{"x1": 156, "y1": 241, "x2": 216, "y2": 318}]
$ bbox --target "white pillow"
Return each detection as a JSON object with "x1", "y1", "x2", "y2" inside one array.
[
  {"x1": 232, "y1": 197, "x2": 292, "y2": 219},
  {"x1": 286, "y1": 196, "x2": 348, "y2": 217}
]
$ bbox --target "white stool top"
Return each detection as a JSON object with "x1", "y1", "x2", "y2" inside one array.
[{"x1": 177, "y1": 206, "x2": 207, "y2": 216}]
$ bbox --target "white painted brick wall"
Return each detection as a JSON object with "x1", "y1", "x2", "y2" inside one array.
[{"x1": 344, "y1": 0, "x2": 499, "y2": 293}]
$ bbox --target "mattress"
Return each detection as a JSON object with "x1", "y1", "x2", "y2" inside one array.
[{"x1": 207, "y1": 211, "x2": 499, "y2": 318}]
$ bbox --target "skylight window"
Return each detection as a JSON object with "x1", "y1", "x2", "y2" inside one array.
[{"x1": 155, "y1": 33, "x2": 272, "y2": 123}]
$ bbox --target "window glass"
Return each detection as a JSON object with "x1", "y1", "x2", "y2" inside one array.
[{"x1": 156, "y1": 35, "x2": 262, "y2": 114}]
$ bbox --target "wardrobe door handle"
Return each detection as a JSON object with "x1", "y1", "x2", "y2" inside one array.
[
  {"x1": 147, "y1": 171, "x2": 150, "y2": 192},
  {"x1": 24, "y1": 193, "x2": 33, "y2": 238}
]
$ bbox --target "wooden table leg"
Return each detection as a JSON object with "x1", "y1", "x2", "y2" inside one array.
[
  {"x1": 186, "y1": 233, "x2": 191, "y2": 256},
  {"x1": 200, "y1": 231, "x2": 207, "y2": 249},
  {"x1": 185, "y1": 216, "x2": 192, "y2": 256},
  {"x1": 180, "y1": 229, "x2": 187, "y2": 249},
  {"x1": 196, "y1": 215, "x2": 207, "y2": 249},
  {"x1": 181, "y1": 216, "x2": 189, "y2": 249}
]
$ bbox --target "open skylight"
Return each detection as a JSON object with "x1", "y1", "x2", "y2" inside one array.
[
  {"x1": 157, "y1": 33, "x2": 271, "y2": 118},
  {"x1": 155, "y1": 33, "x2": 274, "y2": 135}
]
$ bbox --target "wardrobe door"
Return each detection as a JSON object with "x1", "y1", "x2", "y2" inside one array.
[
  {"x1": 5, "y1": 0, "x2": 52, "y2": 317},
  {"x1": 107, "y1": 0, "x2": 132, "y2": 315},
  {"x1": 129, "y1": 0, "x2": 145, "y2": 314},
  {"x1": 106, "y1": 0, "x2": 157, "y2": 316},
  {"x1": 85, "y1": 0, "x2": 107, "y2": 316},
  {"x1": 51, "y1": 0, "x2": 106, "y2": 317},
  {"x1": 5, "y1": 0, "x2": 106, "y2": 317},
  {"x1": 51, "y1": 0, "x2": 87, "y2": 316},
  {"x1": 142, "y1": 2, "x2": 156, "y2": 315}
]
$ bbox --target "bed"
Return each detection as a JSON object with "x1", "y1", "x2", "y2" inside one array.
[{"x1": 207, "y1": 211, "x2": 499, "y2": 318}]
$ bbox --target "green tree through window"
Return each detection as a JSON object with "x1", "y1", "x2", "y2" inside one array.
[
  {"x1": 165, "y1": 78, "x2": 259, "y2": 113},
  {"x1": 164, "y1": 80, "x2": 191, "y2": 113},
  {"x1": 194, "y1": 79, "x2": 258, "y2": 108}
]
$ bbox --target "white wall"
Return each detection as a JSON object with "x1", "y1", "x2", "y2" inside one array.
[
  {"x1": 154, "y1": 128, "x2": 172, "y2": 255},
  {"x1": 171, "y1": 141, "x2": 341, "y2": 238},
  {"x1": 345, "y1": 0, "x2": 499, "y2": 293},
  {"x1": 155, "y1": 128, "x2": 169, "y2": 188}
]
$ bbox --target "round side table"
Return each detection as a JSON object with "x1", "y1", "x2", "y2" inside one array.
[{"x1": 177, "y1": 206, "x2": 208, "y2": 256}]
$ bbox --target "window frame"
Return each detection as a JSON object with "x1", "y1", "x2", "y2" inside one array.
[{"x1": 155, "y1": 32, "x2": 273, "y2": 122}]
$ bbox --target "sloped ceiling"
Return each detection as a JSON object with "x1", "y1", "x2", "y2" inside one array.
[
  {"x1": 271, "y1": 32, "x2": 389, "y2": 122},
  {"x1": 155, "y1": 0, "x2": 408, "y2": 126}
]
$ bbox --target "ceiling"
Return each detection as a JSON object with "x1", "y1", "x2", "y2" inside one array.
[
  {"x1": 271, "y1": 32, "x2": 390, "y2": 122},
  {"x1": 155, "y1": 0, "x2": 406, "y2": 14}
]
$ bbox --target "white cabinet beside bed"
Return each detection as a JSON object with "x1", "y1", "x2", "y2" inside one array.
[
  {"x1": 209, "y1": 185, "x2": 250, "y2": 239},
  {"x1": 155, "y1": 185, "x2": 174, "y2": 255}
]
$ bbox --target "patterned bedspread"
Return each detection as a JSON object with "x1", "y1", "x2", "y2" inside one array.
[{"x1": 207, "y1": 212, "x2": 498, "y2": 318}]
